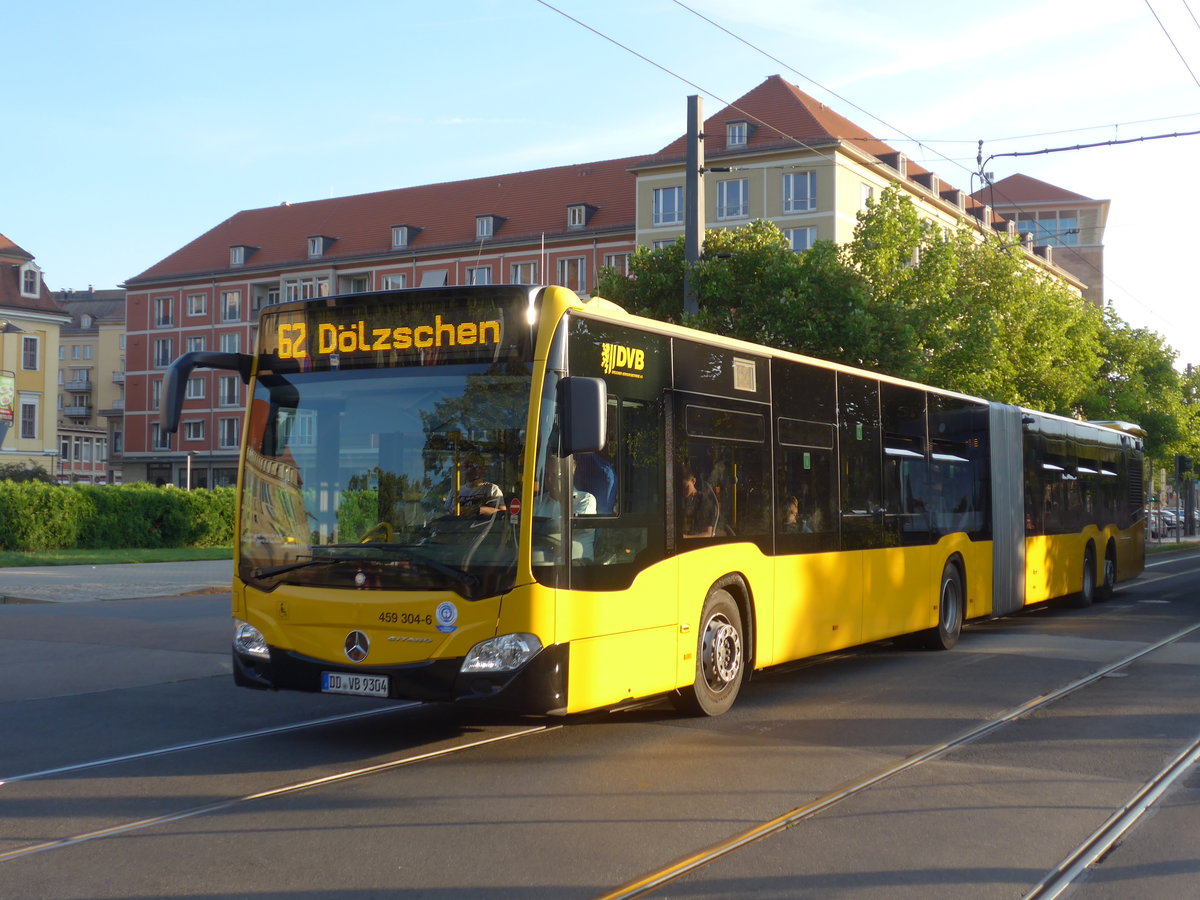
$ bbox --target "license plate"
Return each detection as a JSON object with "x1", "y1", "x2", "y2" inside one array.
[{"x1": 321, "y1": 671, "x2": 389, "y2": 697}]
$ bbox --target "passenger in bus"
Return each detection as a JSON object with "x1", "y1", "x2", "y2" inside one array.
[
  {"x1": 682, "y1": 469, "x2": 719, "y2": 538},
  {"x1": 531, "y1": 465, "x2": 597, "y2": 560},
  {"x1": 574, "y1": 452, "x2": 616, "y2": 514},
  {"x1": 448, "y1": 457, "x2": 506, "y2": 517}
]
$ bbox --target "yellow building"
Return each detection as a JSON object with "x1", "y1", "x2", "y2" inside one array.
[
  {"x1": 0, "y1": 234, "x2": 70, "y2": 476},
  {"x1": 56, "y1": 289, "x2": 126, "y2": 483}
]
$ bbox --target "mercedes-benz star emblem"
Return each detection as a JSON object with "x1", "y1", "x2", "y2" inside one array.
[{"x1": 344, "y1": 630, "x2": 370, "y2": 662}]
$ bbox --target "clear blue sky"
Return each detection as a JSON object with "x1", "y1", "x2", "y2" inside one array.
[{"x1": 6, "y1": 0, "x2": 1200, "y2": 366}]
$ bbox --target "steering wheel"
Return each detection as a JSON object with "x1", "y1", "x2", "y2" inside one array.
[{"x1": 360, "y1": 521, "x2": 394, "y2": 543}]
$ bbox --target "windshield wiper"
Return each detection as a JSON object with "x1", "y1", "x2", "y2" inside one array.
[
  {"x1": 252, "y1": 544, "x2": 484, "y2": 600},
  {"x1": 252, "y1": 555, "x2": 366, "y2": 579}
]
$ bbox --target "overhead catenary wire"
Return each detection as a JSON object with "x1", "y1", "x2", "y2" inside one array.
[{"x1": 536, "y1": 0, "x2": 1190, "y2": 340}]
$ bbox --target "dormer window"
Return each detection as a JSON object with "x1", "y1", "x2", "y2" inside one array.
[
  {"x1": 476, "y1": 215, "x2": 504, "y2": 240},
  {"x1": 19, "y1": 262, "x2": 41, "y2": 299},
  {"x1": 726, "y1": 120, "x2": 751, "y2": 148},
  {"x1": 567, "y1": 204, "x2": 597, "y2": 230},
  {"x1": 392, "y1": 226, "x2": 409, "y2": 248},
  {"x1": 229, "y1": 244, "x2": 255, "y2": 267},
  {"x1": 307, "y1": 235, "x2": 335, "y2": 258}
]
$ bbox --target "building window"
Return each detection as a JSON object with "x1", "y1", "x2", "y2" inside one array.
[
  {"x1": 187, "y1": 293, "x2": 207, "y2": 316},
  {"x1": 726, "y1": 121, "x2": 748, "y2": 147},
  {"x1": 337, "y1": 273, "x2": 371, "y2": 294},
  {"x1": 476, "y1": 216, "x2": 494, "y2": 239},
  {"x1": 861, "y1": 183, "x2": 875, "y2": 210},
  {"x1": 382, "y1": 274, "x2": 407, "y2": 290},
  {"x1": 220, "y1": 332, "x2": 240, "y2": 353},
  {"x1": 1016, "y1": 210, "x2": 1080, "y2": 247},
  {"x1": 785, "y1": 227, "x2": 816, "y2": 253},
  {"x1": 653, "y1": 186, "x2": 684, "y2": 226},
  {"x1": 184, "y1": 420, "x2": 205, "y2": 441},
  {"x1": 652, "y1": 240, "x2": 675, "y2": 250},
  {"x1": 510, "y1": 262, "x2": 538, "y2": 284},
  {"x1": 308, "y1": 236, "x2": 323, "y2": 257},
  {"x1": 230, "y1": 246, "x2": 245, "y2": 266},
  {"x1": 252, "y1": 284, "x2": 280, "y2": 311},
  {"x1": 783, "y1": 171, "x2": 817, "y2": 213},
  {"x1": 185, "y1": 377, "x2": 206, "y2": 400},
  {"x1": 153, "y1": 338, "x2": 173, "y2": 368},
  {"x1": 151, "y1": 379, "x2": 163, "y2": 411},
  {"x1": 567, "y1": 205, "x2": 587, "y2": 229},
  {"x1": 71, "y1": 345, "x2": 81, "y2": 360},
  {"x1": 219, "y1": 417, "x2": 239, "y2": 448},
  {"x1": 187, "y1": 336, "x2": 205, "y2": 353},
  {"x1": 602, "y1": 253, "x2": 632, "y2": 276},
  {"x1": 21, "y1": 336, "x2": 39, "y2": 371},
  {"x1": 152, "y1": 424, "x2": 171, "y2": 450},
  {"x1": 60, "y1": 436, "x2": 71, "y2": 460},
  {"x1": 283, "y1": 277, "x2": 330, "y2": 301},
  {"x1": 20, "y1": 264, "x2": 40, "y2": 298},
  {"x1": 466, "y1": 266, "x2": 492, "y2": 285},
  {"x1": 113, "y1": 431, "x2": 123, "y2": 455},
  {"x1": 219, "y1": 375, "x2": 239, "y2": 406},
  {"x1": 19, "y1": 396, "x2": 38, "y2": 439},
  {"x1": 717, "y1": 178, "x2": 749, "y2": 219},
  {"x1": 391, "y1": 226, "x2": 409, "y2": 248},
  {"x1": 154, "y1": 297, "x2": 173, "y2": 327},
  {"x1": 221, "y1": 290, "x2": 241, "y2": 322},
  {"x1": 557, "y1": 257, "x2": 586, "y2": 293},
  {"x1": 83, "y1": 346, "x2": 92, "y2": 360}
]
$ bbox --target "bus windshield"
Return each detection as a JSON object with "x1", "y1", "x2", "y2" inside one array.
[{"x1": 238, "y1": 363, "x2": 531, "y2": 600}]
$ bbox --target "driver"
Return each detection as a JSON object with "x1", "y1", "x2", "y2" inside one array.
[{"x1": 448, "y1": 457, "x2": 506, "y2": 517}]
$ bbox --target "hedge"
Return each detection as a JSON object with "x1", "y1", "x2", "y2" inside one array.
[{"x1": 0, "y1": 482, "x2": 235, "y2": 552}]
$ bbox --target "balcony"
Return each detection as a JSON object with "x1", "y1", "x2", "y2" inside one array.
[
  {"x1": 99, "y1": 400, "x2": 125, "y2": 418},
  {"x1": 63, "y1": 404, "x2": 93, "y2": 418},
  {"x1": 65, "y1": 379, "x2": 93, "y2": 392},
  {"x1": 112, "y1": 370, "x2": 125, "y2": 384}
]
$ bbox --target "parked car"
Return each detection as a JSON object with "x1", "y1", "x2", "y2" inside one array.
[{"x1": 1147, "y1": 509, "x2": 1179, "y2": 538}]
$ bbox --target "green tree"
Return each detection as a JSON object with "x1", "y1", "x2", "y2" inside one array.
[
  {"x1": 1079, "y1": 307, "x2": 1184, "y2": 459},
  {"x1": 0, "y1": 463, "x2": 54, "y2": 484}
]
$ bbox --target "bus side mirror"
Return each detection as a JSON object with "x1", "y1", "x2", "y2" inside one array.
[
  {"x1": 161, "y1": 351, "x2": 253, "y2": 434},
  {"x1": 558, "y1": 376, "x2": 607, "y2": 455}
]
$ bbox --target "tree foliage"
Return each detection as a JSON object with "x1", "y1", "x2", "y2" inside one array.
[{"x1": 594, "y1": 187, "x2": 1197, "y2": 468}]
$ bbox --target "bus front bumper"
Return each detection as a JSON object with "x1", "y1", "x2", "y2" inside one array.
[{"x1": 233, "y1": 642, "x2": 569, "y2": 714}]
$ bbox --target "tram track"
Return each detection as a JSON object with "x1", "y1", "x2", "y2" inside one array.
[
  {"x1": 599, "y1": 616, "x2": 1200, "y2": 899},
  {"x1": 0, "y1": 721, "x2": 558, "y2": 863},
  {"x1": 2, "y1": 558, "x2": 1197, "y2": 893}
]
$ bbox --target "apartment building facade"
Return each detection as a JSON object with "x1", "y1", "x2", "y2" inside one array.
[
  {"x1": 55, "y1": 289, "x2": 126, "y2": 483},
  {"x1": 121, "y1": 76, "x2": 1094, "y2": 488},
  {"x1": 0, "y1": 234, "x2": 70, "y2": 476}
]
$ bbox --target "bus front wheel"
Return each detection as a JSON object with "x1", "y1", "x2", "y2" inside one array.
[
  {"x1": 921, "y1": 560, "x2": 963, "y2": 650},
  {"x1": 673, "y1": 588, "x2": 744, "y2": 717}
]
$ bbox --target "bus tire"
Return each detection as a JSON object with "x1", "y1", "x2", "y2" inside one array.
[
  {"x1": 673, "y1": 587, "x2": 744, "y2": 717},
  {"x1": 1067, "y1": 544, "x2": 1096, "y2": 608},
  {"x1": 1096, "y1": 541, "x2": 1117, "y2": 602},
  {"x1": 920, "y1": 560, "x2": 964, "y2": 650}
]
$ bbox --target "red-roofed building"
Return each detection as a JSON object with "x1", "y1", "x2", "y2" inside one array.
[
  {"x1": 120, "y1": 76, "x2": 1092, "y2": 487},
  {"x1": 973, "y1": 173, "x2": 1109, "y2": 307}
]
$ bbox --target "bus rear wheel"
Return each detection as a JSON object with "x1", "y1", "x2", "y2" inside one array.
[
  {"x1": 673, "y1": 588, "x2": 744, "y2": 717},
  {"x1": 1068, "y1": 545, "x2": 1096, "y2": 608},
  {"x1": 920, "y1": 561, "x2": 963, "y2": 650}
]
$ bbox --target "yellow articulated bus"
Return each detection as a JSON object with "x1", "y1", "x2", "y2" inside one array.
[{"x1": 162, "y1": 285, "x2": 1145, "y2": 716}]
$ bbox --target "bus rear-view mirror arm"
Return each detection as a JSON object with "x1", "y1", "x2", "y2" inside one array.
[{"x1": 161, "y1": 351, "x2": 254, "y2": 434}]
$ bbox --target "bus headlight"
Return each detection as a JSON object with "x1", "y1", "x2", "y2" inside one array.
[
  {"x1": 233, "y1": 619, "x2": 270, "y2": 659},
  {"x1": 461, "y1": 633, "x2": 542, "y2": 673}
]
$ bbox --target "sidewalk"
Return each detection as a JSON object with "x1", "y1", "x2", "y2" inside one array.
[{"x1": 0, "y1": 559, "x2": 232, "y2": 603}]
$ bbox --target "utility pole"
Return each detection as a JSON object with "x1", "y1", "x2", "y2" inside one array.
[{"x1": 683, "y1": 94, "x2": 704, "y2": 317}]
